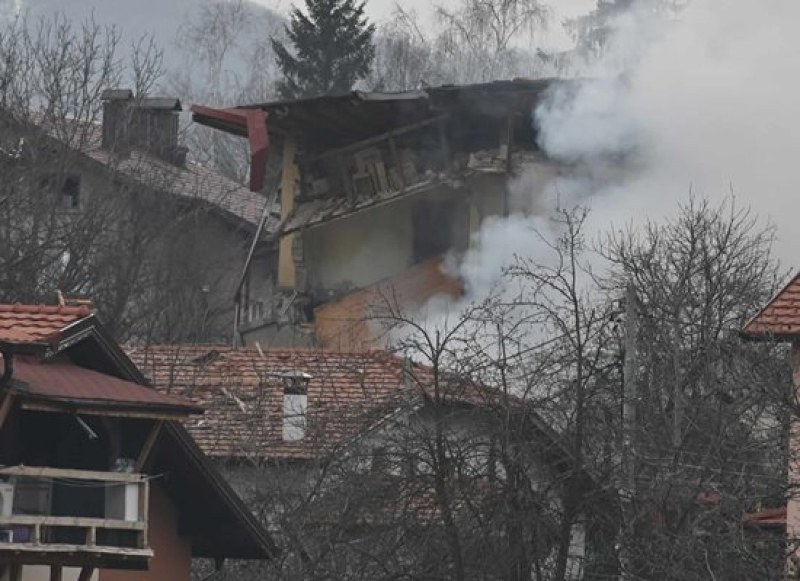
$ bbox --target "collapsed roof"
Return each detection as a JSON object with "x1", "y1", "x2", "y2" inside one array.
[{"x1": 193, "y1": 78, "x2": 557, "y2": 151}]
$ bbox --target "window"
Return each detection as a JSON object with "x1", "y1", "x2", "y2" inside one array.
[{"x1": 61, "y1": 175, "x2": 81, "y2": 209}]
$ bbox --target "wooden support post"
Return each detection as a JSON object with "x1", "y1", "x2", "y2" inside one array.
[
  {"x1": 78, "y1": 567, "x2": 94, "y2": 581},
  {"x1": 388, "y1": 137, "x2": 405, "y2": 191},
  {"x1": 50, "y1": 565, "x2": 63, "y2": 581},
  {"x1": 337, "y1": 153, "x2": 354, "y2": 201},
  {"x1": 85, "y1": 525, "x2": 97, "y2": 547},
  {"x1": 138, "y1": 479, "x2": 150, "y2": 549},
  {"x1": 135, "y1": 420, "x2": 163, "y2": 472},
  {"x1": 9, "y1": 564, "x2": 22, "y2": 581},
  {"x1": 0, "y1": 393, "x2": 14, "y2": 430},
  {"x1": 504, "y1": 113, "x2": 515, "y2": 174},
  {"x1": 437, "y1": 118, "x2": 451, "y2": 174}
]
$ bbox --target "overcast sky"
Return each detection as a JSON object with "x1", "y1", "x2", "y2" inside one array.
[{"x1": 256, "y1": 0, "x2": 597, "y2": 51}]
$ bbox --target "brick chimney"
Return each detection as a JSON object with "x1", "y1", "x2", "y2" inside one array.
[{"x1": 101, "y1": 89, "x2": 188, "y2": 166}]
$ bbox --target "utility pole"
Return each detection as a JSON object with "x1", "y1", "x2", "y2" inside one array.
[
  {"x1": 620, "y1": 283, "x2": 639, "y2": 580},
  {"x1": 623, "y1": 283, "x2": 639, "y2": 496}
]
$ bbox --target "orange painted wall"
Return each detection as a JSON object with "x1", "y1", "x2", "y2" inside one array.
[
  {"x1": 314, "y1": 255, "x2": 462, "y2": 350},
  {"x1": 100, "y1": 484, "x2": 192, "y2": 581}
]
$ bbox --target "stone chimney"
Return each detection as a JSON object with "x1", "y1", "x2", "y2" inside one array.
[
  {"x1": 101, "y1": 89, "x2": 187, "y2": 166},
  {"x1": 101, "y1": 88, "x2": 133, "y2": 151}
]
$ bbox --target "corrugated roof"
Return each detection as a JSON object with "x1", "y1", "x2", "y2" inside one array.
[
  {"x1": 8, "y1": 358, "x2": 202, "y2": 415},
  {"x1": 741, "y1": 272, "x2": 800, "y2": 338},
  {"x1": 0, "y1": 303, "x2": 91, "y2": 345}
]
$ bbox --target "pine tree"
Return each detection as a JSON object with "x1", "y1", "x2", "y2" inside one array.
[{"x1": 271, "y1": 0, "x2": 376, "y2": 99}]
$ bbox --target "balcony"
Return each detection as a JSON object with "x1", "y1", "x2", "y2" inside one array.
[{"x1": 0, "y1": 465, "x2": 152, "y2": 569}]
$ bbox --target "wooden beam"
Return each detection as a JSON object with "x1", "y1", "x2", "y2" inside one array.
[
  {"x1": 504, "y1": 113, "x2": 515, "y2": 174},
  {"x1": 138, "y1": 480, "x2": 150, "y2": 549},
  {"x1": 0, "y1": 514, "x2": 145, "y2": 530},
  {"x1": 388, "y1": 137, "x2": 405, "y2": 190},
  {"x1": 438, "y1": 118, "x2": 451, "y2": 174},
  {"x1": 0, "y1": 465, "x2": 144, "y2": 483},
  {"x1": 19, "y1": 401, "x2": 193, "y2": 420},
  {"x1": 0, "y1": 542, "x2": 152, "y2": 557},
  {"x1": 9, "y1": 564, "x2": 21, "y2": 581},
  {"x1": 0, "y1": 393, "x2": 14, "y2": 430},
  {"x1": 135, "y1": 420, "x2": 163, "y2": 472},
  {"x1": 78, "y1": 567, "x2": 94, "y2": 581},
  {"x1": 50, "y1": 565, "x2": 63, "y2": 581},
  {"x1": 310, "y1": 115, "x2": 446, "y2": 163}
]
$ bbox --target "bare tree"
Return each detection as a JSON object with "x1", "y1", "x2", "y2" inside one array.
[
  {"x1": 0, "y1": 12, "x2": 251, "y2": 343},
  {"x1": 170, "y1": 0, "x2": 286, "y2": 183},
  {"x1": 599, "y1": 198, "x2": 789, "y2": 579}
]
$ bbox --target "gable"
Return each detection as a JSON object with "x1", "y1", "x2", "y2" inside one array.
[{"x1": 741, "y1": 272, "x2": 800, "y2": 338}]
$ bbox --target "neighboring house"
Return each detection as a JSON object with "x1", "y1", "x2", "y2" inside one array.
[
  {"x1": 130, "y1": 344, "x2": 611, "y2": 579},
  {"x1": 741, "y1": 272, "x2": 800, "y2": 575},
  {"x1": 0, "y1": 90, "x2": 277, "y2": 342},
  {"x1": 192, "y1": 79, "x2": 581, "y2": 349},
  {"x1": 0, "y1": 304, "x2": 275, "y2": 581}
]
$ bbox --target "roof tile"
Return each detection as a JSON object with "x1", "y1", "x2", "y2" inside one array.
[
  {"x1": 128, "y1": 345, "x2": 411, "y2": 460},
  {"x1": 0, "y1": 303, "x2": 91, "y2": 344},
  {"x1": 742, "y1": 272, "x2": 800, "y2": 337}
]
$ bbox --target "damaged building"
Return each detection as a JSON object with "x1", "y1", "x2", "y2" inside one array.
[{"x1": 192, "y1": 79, "x2": 573, "y2": 349}]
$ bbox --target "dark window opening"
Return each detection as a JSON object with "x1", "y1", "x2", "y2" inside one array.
[
  {"x1": 61, "y1": 175, "x2": 81, "y2": 209},
  {"x1": 413, "y1": 199, "x2": 455, "y2": 263}
]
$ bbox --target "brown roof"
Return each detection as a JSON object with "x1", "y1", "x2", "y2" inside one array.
[
  {"x1": 742, "y1": 272, "x2": 800, "y2": 338},
  {"x1": 127, "y1": 345, "x2": 409, "y2": 459},
  {"x1": 0, "y1": 303, "x2": 92, "y2": 345},
  {"x1": 8, "y1": 357, "x2": 201, "y2": 416}
]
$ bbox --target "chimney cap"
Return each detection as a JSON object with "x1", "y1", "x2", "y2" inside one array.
[
  {"x1": 101, "y1": 88, "x2": 134, "y2": 101},
  {"x1": 138, "y1": 97, "x2": 182, "y2": 112}
]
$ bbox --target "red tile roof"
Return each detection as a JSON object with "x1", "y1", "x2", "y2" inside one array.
[
  {"x1": 127, "y1": 345, "x2": 413, "y2": 459},
  {"x1": 8, "y1": 357, "x2": 201, "y2": 415},
  {"x1": 128, "y1": 345, "x2": 539, "y2": 461},
  {"x1": 742, "y1": 272, "x2": 800, "y2": 337},
  {"x1": 0, "y1": 303, "x2": 92, "y2": 345}
]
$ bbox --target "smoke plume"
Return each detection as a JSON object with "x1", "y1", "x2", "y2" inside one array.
[{"x1": 460, "y1": 0, "x2": 800, "y2": 300}]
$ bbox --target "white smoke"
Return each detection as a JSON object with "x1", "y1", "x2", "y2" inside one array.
[
  {"x1": 391, "y1": 0, "x2": 800, "y2": 361},
  {"x1": 455, "y1": 0, "x2": 800, "y2": 302}
]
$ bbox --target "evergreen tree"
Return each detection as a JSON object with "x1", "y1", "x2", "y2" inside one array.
[{"x1": 272, "y1": 0, "x2": 375, "y2": 99}]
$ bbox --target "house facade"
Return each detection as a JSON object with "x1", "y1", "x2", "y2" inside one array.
[
  {"x1": 130, "y1": 344, "x2": 605, "y2": 580},
  {"x1": 0, "y1": 91, "x2": 277, "y2": 343},
  {"x1": 741, "y1": 272, "x2": 800, "y2": 576},
  {"x1": 0, "y1": 305, "x2": 274, "y2": 581},
  {"x1": 192, "y1": 80, "x2": 584, "y2": 350}
]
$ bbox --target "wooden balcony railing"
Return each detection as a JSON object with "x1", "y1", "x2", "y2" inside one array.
[{"x1": 0, "y1": 465, "x2": 152, "y2": 564}]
